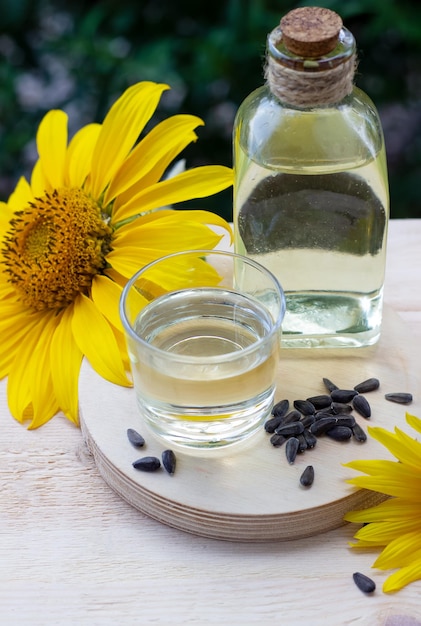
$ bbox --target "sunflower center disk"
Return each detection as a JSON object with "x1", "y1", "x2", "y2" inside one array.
[{"x1": 3, "y1": 188, "x2": 112, "y2": 310}]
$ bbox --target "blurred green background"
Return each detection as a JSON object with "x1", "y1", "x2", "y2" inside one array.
[{"x1": 0, "y1": 0, "x2": 420, "y2": 220}]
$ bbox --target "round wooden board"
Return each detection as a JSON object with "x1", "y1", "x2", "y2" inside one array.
[{"x1": 79, "y1": 306, "x2": 420, "y2": 542}]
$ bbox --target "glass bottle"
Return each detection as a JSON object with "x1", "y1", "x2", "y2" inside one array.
[{"x1": 233, "y1": 7, "x2": 389, "y2": 348}]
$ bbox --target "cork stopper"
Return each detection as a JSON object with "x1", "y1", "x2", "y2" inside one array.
[{"x1": 280, "y1": 7, "x2": 343, "y2": 57}]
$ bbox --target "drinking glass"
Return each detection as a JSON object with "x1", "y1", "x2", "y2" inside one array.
[{"x1": 120, "y1": 249, "x2": 285, "y2": 452}]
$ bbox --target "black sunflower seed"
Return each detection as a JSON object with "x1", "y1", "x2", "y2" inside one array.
[
  {"x1": 272, "y1": 398, "x2": 290, "y2": 417},
  {"x1": 306, "y1": 394, "x2": 332, "y2": 410},
  {"x1": 282, "y1": 409, "x2": 303, "y2": 424},
  {"x1": 127, "y1": 428, "x2": 146, "y2": 448},
  {"x1": 310, "y1": 416, "x2": 337, "y2": 436},
  {"x1": 385, "y1": 392, "x2": 413, "y2": 404},
  {"x1": 300, "y1": 413, "x2": 316, "y2": 428},
  {"x1": 330, "y1": 389, "x2": 358, "y2": 403},
  {"x1": 353, "y1": 394, "x2": 371, "y2": 418},
  {"x1": 352, "y1": 422, "x2": 367, "y2": 443},
  {"x1": 300, "y1": 465, "x2": 315, "y2": 487},
  {"x1": 285, "y1": 437, "x2": 300, "y2": 464},
  {"x1": 335, "y1": 415, "x2": 356, "y2": 428},
  {"x1": 331, "y1": 402, "x2": 353, "y2": 415},
  {"x1": 270, "y1": 433, "x2": 287, "y2": 447},
  {"x1": 264, "y1": 414, "x2": 285, "y2": 433},
  {"x1": 323, "y1": 377, "x2": 339, "y2": 392},
  {"x1": 353, "y1": 572, "x2": 376, "y2": 594},
  {"x1": 275, "y1": 421, "x2": 305, "y2": 437},
  {"x1": 294, "y1": 399, "x2": 316, "y2": 415},
  {"x1": 314, "y1": 409, "x2": 335, "y2": 420},
  {"x1": 303, "y1": 428, "x2": 317, "y2": 449},
  {"x1": 326, "y1": 425, "x2": 353, "y2": 441},
  {"x1": 297, "y1": 433, "x2": 308, "y2": 453},
  {"x1": 354, "y1": 377, "x2": 380, "y2": 393},
  {"x1": 132, "y1": 456, "x2": 161, "y2": 472},
  {"x1": 162, "y1": 449, "x2": 176, "y2": 475},
  {"x1": 267, "y1": 411, "x2": 300, "y2": 432}
]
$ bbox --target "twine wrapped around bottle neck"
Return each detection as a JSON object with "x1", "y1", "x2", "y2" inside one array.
[
  {"x1": 265, "y1": 50, "x2": 356, "y2": 108},
  {"x1": 265, "y1": 9, "x2": 357, "y2": 109}
]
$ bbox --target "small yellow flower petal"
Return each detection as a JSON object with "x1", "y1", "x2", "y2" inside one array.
[
  {"x1": 37, "y1": 109, "x2": 68, "y2": 190},
  {"x1": 89, "y1": 81, "x2": 169, "y2": 199},
  {"x1": 71, "y1": 294, "x2": 131, "y2": 387},
  {"x1": 112, "y1": 165, "x2": 233, "y2": 223}
]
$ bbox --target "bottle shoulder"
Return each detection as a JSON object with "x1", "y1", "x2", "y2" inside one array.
[
  {"x1": 234, "y1": 86, "x2": 385, "y2": 170},
  {"x1": 236, "y1": 85, "x2": 381, "y2": 120}
]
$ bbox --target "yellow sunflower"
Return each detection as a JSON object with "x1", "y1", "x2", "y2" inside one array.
[
  {"x1": 0, "y1": 81, "x2": 233, "y2": 429},
  {"x1": 344, "y1": 412, "x2": 421, "y2": 593}
]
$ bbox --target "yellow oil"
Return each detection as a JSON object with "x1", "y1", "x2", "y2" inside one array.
[{"x1": 233, "y1": 86, "x2": 389, "y2": 347}]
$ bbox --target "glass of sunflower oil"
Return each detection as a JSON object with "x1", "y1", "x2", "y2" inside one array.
[{"x1": 120, "y1": 250, "x2": 285, "y2": 452}]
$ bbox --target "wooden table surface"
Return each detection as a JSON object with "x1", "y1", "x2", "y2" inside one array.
[{"x1": 1, "y1": 219, "x2": 421, "y2": 626}]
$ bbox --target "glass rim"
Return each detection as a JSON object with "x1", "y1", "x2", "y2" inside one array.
[{"x1": 119, "y1": 248, "x2": 286, "y2": 364}]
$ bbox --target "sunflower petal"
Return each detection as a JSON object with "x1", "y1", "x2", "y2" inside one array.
[
  {"x1": 405, "y1": 412, "x2": 421, "y2": 435},
  {"x1": 91, "y1": 275, "x2": 124, "y2": 332},
  {"x1": 112, "y1": 165, "x2": 233, "y2": 223},
  {"x1": 37, "y1": 109, "x2": 68, "y2": 190},
  {"x1": 115, "y1": 209, "x2": 232, "y2": 244},
  {"x1": 65, "y1": 123, "x2": 102, "y2": 188},
  {"x1": 71, "y1": 294, "x2": 131, "y2": 387},
  {"x1": 1, "y1": 177, "x2": 33, "y2": 228},
  {"x1": 368, "y1": 425, "x2": 421, "y2": 469},
  {"x1": 104, "y1": 114, "x2": 203, "y2": 205},
  {"x1": 108, "y1": 244, "x2": 223, "y2": 288},
  {"x1": 353, "y1": 518, "x2": 421, "y2": 543},
  {"x1": 373, "y1": 531, "x2": 421, "y2": 569},
  {"x1": 6, "y1": 312, "x2": 54, "y2": 423},
  {"x1": 344, "y1": 459, "x2": 399, "y2": 476},
  {"x1": 30, "y1": 159, "x2": 47, "y2": 197},
  {"x1": 344, "y1": 498, "x2": 421, "y2": 523},
  {"x1": 383, "y1": 557, "x2": 421, "y2": 593},
  {"x1": 50, "y1": 305, "x2": 83, "y2": 425},
  {"x1": 106, "y1": 246, "x2": 166, "y2": 278},
  {"x1": 346, "y1": 475, "x2": 421, "y2": 500},
  {"x1": 113, "y1": 220, "x2": 222, "y2": 253},
  {"x1": 89, "y1": 81, "x2": 169, "y2": 199},
  {"x1": 0, "y1": 306, "x2": 42, "y2": 377},
  {"x1": 27, "y1": 313, "x2": 62, "y2": 429}
]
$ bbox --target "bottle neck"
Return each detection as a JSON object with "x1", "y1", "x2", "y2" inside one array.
[{"x1": 265, "y1": 25, "x2": 357, "y2": 108}]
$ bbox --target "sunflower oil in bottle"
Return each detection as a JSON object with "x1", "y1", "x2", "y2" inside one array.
[{"x1": 233, "y1": 7, "x2": 389, "y2": 348}]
